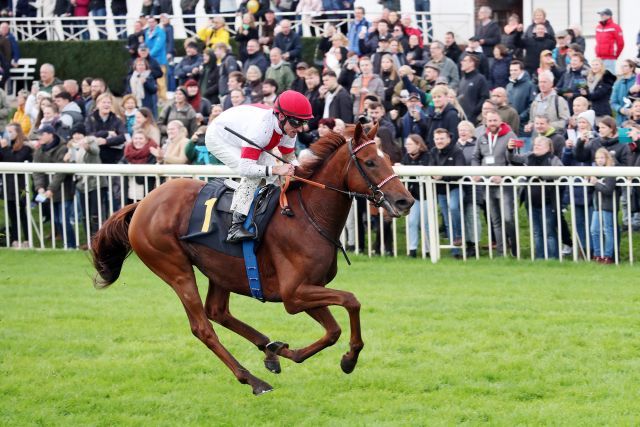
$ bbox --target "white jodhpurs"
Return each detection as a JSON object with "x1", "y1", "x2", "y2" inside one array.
[{"x1": 230, "y1": 177, "x2": 263, "y2": 216}]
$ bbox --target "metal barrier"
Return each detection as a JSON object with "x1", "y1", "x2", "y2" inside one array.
[{"x1": 1, "y1": 163, "x2": 637, "y2": 265}]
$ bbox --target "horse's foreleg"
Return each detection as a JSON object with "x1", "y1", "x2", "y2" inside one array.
[
  {"x1": 204, "y1": 282, "x2": 282, "y2": 374},
  {"x1": 280, "y1": 285, "x2": 363, "y2": 374}
]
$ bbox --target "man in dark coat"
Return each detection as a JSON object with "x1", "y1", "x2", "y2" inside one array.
[
  {"x1": 320, "y1": 70, "x2": 353, "y2": 123},
  {"x1": 475, "y1": 6, "x2": 501, "y2": 60},
  {"x1": 514, "y1": 23, "x2": 556, "y2": 75},
  {"x1": 273, "y1": 19, "x2": 302, "y2": 66},
  {"x1": 457, "y1": 54, "x2": 490, "y2": 122},
  {"x1": 444, "y1": 31, "x2": 462, "y2": 64},
  {"x1": 430, "y1": 128, "x2": 466, "y2": 253},
  {"x1": 242, "y1": 39, "x2": 268, "y2": 75}
]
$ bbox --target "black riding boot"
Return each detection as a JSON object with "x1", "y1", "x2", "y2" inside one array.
[{"x1": 226, "y1": 211, "x2": 256, "y2": 243}]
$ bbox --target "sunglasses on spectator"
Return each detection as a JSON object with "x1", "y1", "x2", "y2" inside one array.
[{"x1": 287, "y1": 117, "x2": 308, "y2": 128}]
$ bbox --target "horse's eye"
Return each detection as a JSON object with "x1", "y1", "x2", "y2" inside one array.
[{"x1": 365, "y1": 160, "x2": 375, "y2": 167}]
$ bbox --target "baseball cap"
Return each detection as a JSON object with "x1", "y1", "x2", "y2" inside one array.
[
  {"x1": 468, "y1": 36, "x2": 480, "y2": 42},
  {"x1": 424, "y1": 62, "x2": 440, "y2": 72},
  {"x1": 138, "y1": 42, "x2": 149, "y2": 50},
  {"x1": 556, "y1": 30, "x2": 568, "y2": 38},
  {"x1": 296, "y1": 61, "x2": 309, "y2": 69},
  {"x1": 37, "y1": 125, "x2": 56, "y2": 135},
  {"x1": 408, "y1": 92, "x2": 421, "y2": 100},
  {"x1": 597, "y1": 8, "x2": 612, "y2": 16}
]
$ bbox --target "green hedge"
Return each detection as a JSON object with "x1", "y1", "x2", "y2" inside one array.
[
  {"x1": 18, "y1": 41, "x2": 132, "y2": 95},
  {"x1": 18, "y1": 38, "x2": 321, "y2": 95}
]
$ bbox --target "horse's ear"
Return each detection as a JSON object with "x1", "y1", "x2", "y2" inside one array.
[
  {"x1": 366, "y1": 122, "x2": 379, "y2": 141},
  {"x1": 354, "y1": 122, "x2": 363, "y2": 143}
]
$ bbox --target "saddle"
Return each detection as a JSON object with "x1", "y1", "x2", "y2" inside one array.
[{"x1": 180, "y1": 178, "x2": 282, "y2": 258}]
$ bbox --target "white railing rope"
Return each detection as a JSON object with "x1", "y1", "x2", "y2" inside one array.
[{"x1": 1, "y1": 162, "x2": 638, "y2": 265}]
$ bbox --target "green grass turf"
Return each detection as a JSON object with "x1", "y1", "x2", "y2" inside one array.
[{"x1": 2, "y1": 250, "x2": 640, "y2": 425}]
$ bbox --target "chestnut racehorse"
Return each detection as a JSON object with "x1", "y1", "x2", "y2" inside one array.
[{"x1": 90, "y1": 123, "x2": 414, "y2": 395}]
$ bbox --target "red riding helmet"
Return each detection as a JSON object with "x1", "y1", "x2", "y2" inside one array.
[{"x1": 273, "y1": 90, "x2": 314, "y2": 120}]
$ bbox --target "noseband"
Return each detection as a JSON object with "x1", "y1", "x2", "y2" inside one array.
[{"x1": 347, "y1": 139, "x2": 399, "y2": 207}]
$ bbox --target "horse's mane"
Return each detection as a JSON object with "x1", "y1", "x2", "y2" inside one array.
[{"x1": 296, "y1": 131, "x2": 347, "y2": 178}]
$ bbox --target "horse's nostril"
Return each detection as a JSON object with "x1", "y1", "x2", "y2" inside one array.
[{"x1": 395, "y1": 198, "x2": 412, "y2": 210}]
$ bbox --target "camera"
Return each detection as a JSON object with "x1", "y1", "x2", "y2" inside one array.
[{"x1": 357, "y1": 115, "x2": 371, "y2": 125}]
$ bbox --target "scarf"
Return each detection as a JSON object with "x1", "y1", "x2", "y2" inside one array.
[
  {"x1": 195, "y1": 144, "x2": 211, "y2": 164},
  {"x1": 186, "y1": 88, "x2": 202, "y2": 112},
  {"x1": 124, "y1": 140, "x2": 156, "y2": 164},
  {"x1": 526, "y1": 151, "x2": 552, "y2": 166},
  {"x1": 129, "y1": 70, "x2": 151, "y2": 106},
  {"x1": 42, "y1": 135, "x2": 61, "y2": 152}
]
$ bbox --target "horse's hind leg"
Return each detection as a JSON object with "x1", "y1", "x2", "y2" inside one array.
[
  {"x1": 136, "y1": 243, "x2": 273, "y2": 395},
  {"x1": 271, "y1": 306, "x2": 342, "y2": 364},
  {"x1": 205, "y1": 283, "x2": 282, "y2": 374}
]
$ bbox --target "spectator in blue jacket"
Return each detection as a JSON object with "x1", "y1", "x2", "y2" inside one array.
[
  {"x1": 0, "y1": 22, "x2": 20, "y2": 67},
  {"x1": 399, "y1": 92, "x2": 429, "y2": 143},
  {"x1": 506, "y1": 60, "x2": 535, "y2": 132},
  {"x1": 610, "y1": 59, "x2": 638, "y2": 125},
  {"x1": 174, "y1": 41, "x2": 203, "y2": 85},
  {"x1": 145, "y1": 16, "x2": 167, "y2": 101},
  {"x1": 347, "y1": 6, "x2": 370, "y2": 55},
  {"x1": 160, "y1": 13, "x2": 176, "y2": 91},
  {"x1": 273, "y1": 19, "x2": 302, "y2": 66},
  {"x1": 490, "y1": 44, "x2": 511, "y2": 89}
]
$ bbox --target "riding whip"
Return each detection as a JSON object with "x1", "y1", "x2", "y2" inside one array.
[{"x1": 223, "y1": 126, "x2": 291, "y2": 164}]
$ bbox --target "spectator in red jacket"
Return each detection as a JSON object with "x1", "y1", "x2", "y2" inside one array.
[{"x1": 595, "y1": 8, "x2": 624, "y2": 74}]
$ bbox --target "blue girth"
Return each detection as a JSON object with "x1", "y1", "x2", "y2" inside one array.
[{"x1": 242, "y1": 188, "x2": 265, "y2": 302}]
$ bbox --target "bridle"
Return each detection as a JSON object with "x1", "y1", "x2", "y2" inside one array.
[
  {"x1": 345, "y1": 138, "x2": 398, "y2": 208},
  {"x1": 290, "y1": 138, "x2": 400, "y2": 265},
  {"x1": 293, "y1": 138, "x2": 399, "y2": 208}
]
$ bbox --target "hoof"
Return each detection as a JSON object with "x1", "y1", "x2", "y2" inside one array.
[
  {"x1": 266, "y1": 341, "x2": 289, "y2": 354},
  {"x1": 251, "y1": 380, "x2": 274, "y2": 396},
  {"x1": 254, "y1": 386, "x2": 274, "y2": 396},
  {"x1": 340, "y1": 355, "x2": 357, "y2": 374},
  {"x1": 264, "y1": 357, "x2": 281, "y2": 374}
]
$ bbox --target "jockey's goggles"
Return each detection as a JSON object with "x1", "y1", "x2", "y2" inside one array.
[{"x1": 286, "y1": 117, "x2": 308, "y2": 128}]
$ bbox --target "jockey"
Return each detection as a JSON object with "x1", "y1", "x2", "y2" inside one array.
[{"x1": 205, "y1": 89, "x2": 313, "y2": 243}]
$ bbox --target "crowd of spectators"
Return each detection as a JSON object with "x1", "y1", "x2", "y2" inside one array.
[{"x1": 1, "y1": 5, "x2": 640, "y2": 262}]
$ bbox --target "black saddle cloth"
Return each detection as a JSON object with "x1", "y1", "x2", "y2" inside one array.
[{"x1": 181, "y1": 178, "x2": 281, "y2": 257}]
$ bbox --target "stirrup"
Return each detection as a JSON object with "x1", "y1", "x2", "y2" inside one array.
[{"x1": 225, "y1": 227, "x2": 256, "y2": 243}]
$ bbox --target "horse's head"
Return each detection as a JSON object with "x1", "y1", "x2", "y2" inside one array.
[{"x1": 345, "y1": 123, "x2": 414, "y2": 217}]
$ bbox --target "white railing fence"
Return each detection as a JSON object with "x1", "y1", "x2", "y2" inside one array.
[
  {"x1": 1, "y1": 163, "x2": 639, "y2": 265},
  {"x1": 4, "y1": 11, "x2": 461, "y2": 43}
]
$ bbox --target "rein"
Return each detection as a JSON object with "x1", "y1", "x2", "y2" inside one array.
[{"x1": 296, "y1": 187, "x2": 351, "y2": 265}]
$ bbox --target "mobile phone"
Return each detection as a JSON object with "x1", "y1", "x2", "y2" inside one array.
[
  {"x1": 619, "y1": 128, "x2": 632, "y2": 144},
  {"x1": 512, "y1": 139, "x2": 524, "y2": 148}
]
